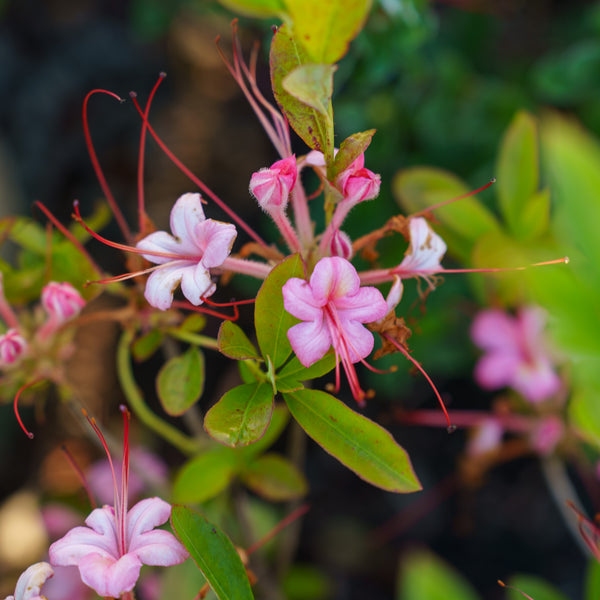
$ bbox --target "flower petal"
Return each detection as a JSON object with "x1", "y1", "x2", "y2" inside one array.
[
  {"x1": 473, "y1": 352, "x2": 520, "y2": 391},
  {"x1": 287, "y1": 319, "x2": 331, "y2": 367},
  {"x1": 129, "y1": 529, "x2": 189, "y2": 566},
  {"x1": 13, "y1": 562, "x2": 54, "y2": 600},
  {"x1": 512, "y1": 362, "x2": 561, "y2": 403},
  {"x1": 49, "y1": 507, "x2": 120, "y2": 566},
  {"x1": 333, "y1": 317, "x2": 375, "y2": 363},
  {"x1": 282, "y1": 277, "x2": 324, "y2": 321},
  {"x1": 470, "y1": 309, "x2": 520, "y2": 353},
  {"x1": 143, "y1": 262, "x2": 190, "y2": 310},
  {"x1": 136, "y1": 231, "x2": 191, "y2": 265},
  {"x1": 396, "y1": 218, "x2": 446, "y2": 274},
  {"x1": 126, "y1": 498, "x2": 171, "y2": 541},
  {"x1": 310, "y1": 257, "x2": 360, "y2": 303},
  {"x1": 195, "y1": 219, "x2": 237, "y2": 268},
  {"x1": 334, "y1": 286, "x2": 388, "y2": 324},
  {"x1": 79, "y1": 552, "x2": 142, "y2": 598},
  {"x1": 179, "y1": 263, "x2": 215, "y2": 306},
  {"x1": 169, "y1": 193, "x2": 207, "y2": 249}
]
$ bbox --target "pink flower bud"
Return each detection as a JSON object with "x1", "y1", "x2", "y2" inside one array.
[
  {"x1": 0, "y1": 329, "x2": 28, "y2": 366},
  {"x1": 329, "y1": 229, "x2": 354, "y2": 260},
  {"x1": 249, "y1": 155, "x2": 297, "y2": 212},
  {"x1": 336, "y1": 155, "x2": 380, "y2": 205},
  {"x1": 42, "y1": 282, "x2": 85, "y2": 324}
]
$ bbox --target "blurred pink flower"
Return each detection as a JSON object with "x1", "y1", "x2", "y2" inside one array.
[
  {"x1": 48, "y1": 408, "x2": 188, "y2": 598},
  {"x1": 471, "y1": 307, "x2": 561, "y2": 403},
  {"x1": 0, "y1": 329, "x2": 28, "y2": 367},
  {"x1": 136, "y1": 193, "x2": 237, "y2": 310},
  {"x1": 4, "y1": 562, "x2": 54, "y2": 600},
  {"x1": 41, "y1": 282, "x2": 85, "y2": 325},
  {"x1": 282, "y1": 257, "x2": 388, "y2": 404}
]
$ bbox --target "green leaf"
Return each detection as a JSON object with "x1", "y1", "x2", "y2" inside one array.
[
  {"x1": 9, "y1": 218, "x2": 48, "y2": 254},
  {"x1": 276, "y1": 351, "x2": 336, "y2": 392},
  {"x1": 173, "y1": 447, "x2": 238, "y2": 504},
  {"x1": 218, "y1": 321, "x2": 261, "y2": 360},
  {"x1": 284, "y1": 389, "x2": 421, "y2": 492},
  {"x1": 240, "y1": 453, "x2": 308, "y2": 501},
  {"x1": 332, "y1": 129, "x2": 376, "y2": 178},
  {"x1": 282, "y1": 63, "x2": 336, "y2": 116},
  {"x1": 271, "y1": 24, "x2": 334, "y2": 157},
  {"x1": 218, "y1": 0, "x2": 286, "y2": 17},
  {"x1": 284, "y1": 0, "x2": 372, "y2": 64},
  {"x1": 569, "y1": 386, "x2": 600, "y2": 450},
  {"x1": 157, "y1": 347, "x2": 205, "y2": 416},
  {"x1": 507, "y1": 575, "x2": 569, "y2": 600},
  {"x1": 204, "y1": 382, "x2": 274, "y2": 447},
  {"x1": 255, "y1": 254, "x2": 304, "y2": 369},
  {"x1": 496, "y1": 111, "x2": 539, "y2": 235},
  {"x1": 237, "y1": 404, "x2": 290, "y2": 460},
  {"x1": 585, "y1": 560, "x2": 600, "y2": 600},
  {"x1": 171, "y1": 506, "x2": 254, "y2": 600},
  {"x1": 132, "y1": 329, "x2": 163, "y2": 362},
  {"x1": 397, "y1": 551, "x2": 479, "y2": 600},
  {"x1": 179, "y1": 313, "x2": 207, "y2": 333},
  {"x1": 393, "y1": 167, "x2": 500, "y2": 263},
  {"x1": 283, "y1": 565, "x2": 333, "y2": 600},
  {"x1": 514, "y1": 188, "x2": 550, "y2": 241}
]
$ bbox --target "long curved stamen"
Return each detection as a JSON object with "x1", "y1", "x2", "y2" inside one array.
[
  {"x1": 82, "y1": 409, "x2": 123, "y2": 549},
  {"x1": 128, "y1": 93, "x2": 268, "y2": 248},
  {"x1": 137, "y1": 73, "x2": 167, "y2": 236},
  {"x1": 382, "y1": 332, "x2": 454, "y2": 432},
  {"x1": 73, "y1": 201, "x2": 199, "y2": 262},
  {"x1": 34, "y1": 201, "x2": 101, "y2": 274},
  {"x1": 82, "y1": 89, "x2": 132, "y2": 242},
  {"x1": 411, "y1": 178, "x2": 496, "y2": 218},
  {"x1": 119, "y1": 405, "x2": 130, "y2": 557},
  {"x1": 14, "y1": 379, "x2": 43, "y2": 439},
  {"x1": 497, "y1": 580, "x2": 535, "y2": 600},
  {"x1": 171, "y1": 297, "x2": 248, "y2": 321},
  {"x1": 87, "y1": 263, "x2": 171, "y2": 287}
]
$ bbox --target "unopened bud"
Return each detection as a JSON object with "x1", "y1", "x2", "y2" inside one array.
[
  {"x1": 42, "y1": 282, "x2": 85, "y2": 324},
  {"x1": 0, "y1": 329, "x2": 28, "y2": 367},
  {"x1": 336, "y1": 154, "x2": 380, "y2": 205},
  {"x1": 249, "y1": 155, "x2": 297, "y2": 212},
  {"x1": 329, "y1": 229, "x2": 354, "y2": 260}
]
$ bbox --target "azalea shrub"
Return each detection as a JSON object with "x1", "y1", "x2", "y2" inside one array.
[{"x1": 1, "y1": 1, "x2": 600, "y2": 600}]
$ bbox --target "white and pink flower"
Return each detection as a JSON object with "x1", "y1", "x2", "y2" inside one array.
[
  {"x1": 136, "y1": 193, "x2": 237, "y2": 310},
  {"x1": 4, "y1": 562, "x2": 54, "y2": 600}
]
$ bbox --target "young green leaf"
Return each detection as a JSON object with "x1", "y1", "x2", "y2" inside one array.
[
  {"x1": 497, "y1": 111, "x2": 539, "y2": 236},
  {"x1": 218, "y1": 320, "x2": 261, "y2": 360},
  {"x1": 332, "y1": 129, "x2": 376, "y2": 178},
  {"x1": 172, "y1": 447, "x2": 239, "y2": 504},
  {"x1": 513, "y1": 188, "x2": 550, "y2": 241},
  {"x1": 282, "y1": 64, "x2": 336, "y2": 116},
  {"x1": 204, "y1": 382, "x2": 275, "y2": 447},
  {"x1": 157, "y1": 346, "x2": 205, "y2": 416},
  {"x1": 284, "y1": 0, "x2": 372, "y2": 64},
  {"x1": 276, "y1": 352, "x2": 336, "y2": 392},
  {"x1": 240, "y1": 453, "x2": 308, "y2": 501},
  {"x1": 218, "y1": 0, "x2": 286, "y2": 17},
  {"x1": 171, "y1": 506, "x2": 254, "y2": 600},
  {"x1": 132, "y1": 329, "x2": 163, "y2": 362},
  {"x1": 271, "y1": 24, "x2": 334, "y2": 158},
  {"x1": 284, "y1": 389, "x2": 421, "y2": 492},
  {"x1": 255, "y1": 253, "x2": 304, "y2": 369}
]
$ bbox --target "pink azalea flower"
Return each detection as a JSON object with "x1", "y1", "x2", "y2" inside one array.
[
  {"x1": 49, "y1": 407, "x2": 188, "y2": 599},
  {"x1": 471, "y1": 307, "x2": 561, "y2": 403},
  {"x1": 4, "y1": 562, "x2": 54, "y2": 600},
  {"x1": 393, "y1": 217, "x2": 447, "y2": 277},
  {"x1": 282, "y1": 257, "x2": 388, "y2": 404},
  {"x1": 0, "y1": 329, "x2": 28, "y2": 367},
  {"x1": 136, "y1": 193, "x2": 237, "y2": 311},
  {"x1": 41, "y1": 282, "x2": 86, "y2": 324},
  {"x1": 249, "y1": 155, "x2": 297, "y2": 212}
]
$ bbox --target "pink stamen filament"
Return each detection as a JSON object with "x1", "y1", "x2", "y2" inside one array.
[
  {"x1": 34, "y1": 201, "x2": 101, "y2": 274},
  {"x1": 246, "y1": 504, "x2": 310, "y2": 556},
  {"x1": 171, "y1": 300, "x2": 241, "y2": 321},
  {"x1": 137, "y1": 73, "x2": 166, "y2": 236},
  {"x1": 411, "y1": 178, "x2": 496, "y2": 218},
  {"x1": 128, "y1": 93, "x2": 268, "y2": 248},
  {"x1": 60, "y1": 445, "x2": 97, "y2": 509},
  {"x1": 382, "y1": 332, "x2": 454, "y2": 432},
  {"x1": 497, "y1": 580, "x2": 536, "y2": 600},
  {"x1": 120, "y1": 405, "x2": 130, "y2": 557},
  {"x1": 394, "y1": 409, "x2": 531, "y2": 433},
  {"x1": 14, "y1": 379, "x2": 43, "y2": 439},
  {"x1": 82, "y1": 408, "x2": 125, "y2": 553},
  {"x1": 82, "y1": 89, "x2": 132, "y2": 242}
]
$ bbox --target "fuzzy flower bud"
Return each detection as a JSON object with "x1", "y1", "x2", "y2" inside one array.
[
  {"x1": 41, "y1": 282, "x2": 85, "y2": 324},
  {"x1": 336, "y1": 155, "x2": 381, "y2": 205},
  {"x1": 0, "y1": 329, "x2": 28, "y2": 367},
  {"x1": 249, "y1": 155, "x2": 297, "y2": 213},
  {"x1": 329, "y1": 229, "x2": 354, "y2": 260}
]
